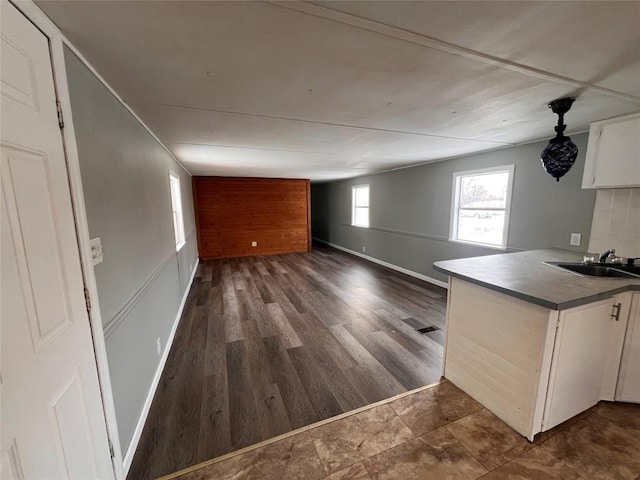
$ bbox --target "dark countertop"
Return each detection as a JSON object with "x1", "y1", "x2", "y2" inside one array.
[{"x1": 433, "y1": 249, "x2": 640, "y2": 310}]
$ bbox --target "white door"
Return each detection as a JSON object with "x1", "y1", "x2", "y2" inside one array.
[{"x1": 1, "y1": 3, "x2": 115, "y2": 479}]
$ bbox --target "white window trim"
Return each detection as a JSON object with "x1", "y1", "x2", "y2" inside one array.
[
  {"x1": 449, "y1": 165, "x2": 515, "y2": 250},
  {"x1": 169, "y1": 171, "x2": 186, "y2": 251},
  {"x1": 351, "y1": 184, "x2": 370, "y2": 228}
]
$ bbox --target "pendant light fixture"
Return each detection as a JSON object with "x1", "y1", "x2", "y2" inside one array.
[{"x1": 541, "y1": 97, "x2": 578, "y2": 181}]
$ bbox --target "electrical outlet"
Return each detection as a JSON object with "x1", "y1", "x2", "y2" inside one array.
[
  {"x1": 90, "y1": 237, "x2": 103, "y2": 265},
  {"x1": 252, "y1": 241, "x2": 257, "y2": 247},
  {"x1": 570, "y1": 233, "x2": 582, "y2": 246},
  {"x1": 156, "y1": 338, "x2": 161, "y2": 356},
  {"x1": 362, "y1": 246, "x2": 366, "y2": 253}
]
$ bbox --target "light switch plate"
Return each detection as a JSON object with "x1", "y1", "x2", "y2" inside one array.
[
  {"x1": 90, "y1": 237, "x2": 103, "y2": 265},
  {"x1": 570, "y1": 233, "x2": 582, "y2": 246}
]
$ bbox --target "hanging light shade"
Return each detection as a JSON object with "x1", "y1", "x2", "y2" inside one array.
[{"x1": 541, "y1": 97, "x2": 578, "y2": 182}]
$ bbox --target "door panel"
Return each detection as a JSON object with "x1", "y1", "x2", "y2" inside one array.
[
  {"x1": 0, "y1": 33, "x2": 39, "y2": 111},
  {"x1": 2, "y1": 145, "x2": 73, "y2": 349},
  {"x1": 1, "y1": 441, "x2": 26, "y2": 480},
  {"x1": 51, "y1": 373, "x2": 101, "y2": 478},
  {"x1": 544, "y1": 298, "x2": 614, "y2": 430},
  {"x1": 1, "y1": 2, "x2": 114, "y2": 478}
]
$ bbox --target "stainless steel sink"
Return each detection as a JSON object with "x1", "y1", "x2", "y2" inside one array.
[{"x1": 546, "y1": 262, "x2": 640, "y2": 278}]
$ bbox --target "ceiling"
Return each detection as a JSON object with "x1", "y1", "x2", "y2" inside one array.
[{"x1": 37, "y1": 1, "x2": 640, "y2": 181}]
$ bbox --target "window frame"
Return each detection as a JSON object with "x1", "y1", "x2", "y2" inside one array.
[
  {"x1": 169, "y1": 171, "x2": 186, "y2": 252},
  {"x1": 351, "y1": 184, "x2": 370, "y2": 228},
  {"x1": 449, "y1": 165, "x2": 515, "y2": 249}
]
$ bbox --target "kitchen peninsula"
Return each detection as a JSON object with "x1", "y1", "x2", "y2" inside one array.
[{"x1": 434, "y1": 249, "x2": 640, "y2": 441}]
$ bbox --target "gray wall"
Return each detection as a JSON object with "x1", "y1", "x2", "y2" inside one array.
[
  {"x1": 64, "y1": 48, "x2": 198, "y2": 454},
  {"x1": 312, "y1": 134, "x2": 595, "y2": 283}
]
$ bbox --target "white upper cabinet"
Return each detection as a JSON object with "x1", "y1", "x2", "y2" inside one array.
[{"x1": 582, "y1": 113, "x2": 640, "y2": 189}]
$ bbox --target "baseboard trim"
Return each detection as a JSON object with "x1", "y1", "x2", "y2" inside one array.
[
  {"x1": 313, "y1": 237, "x2": 448, "y2": 290},
  {"x1": 123, "y1": 258, "x2": 199, "y2": 476}
]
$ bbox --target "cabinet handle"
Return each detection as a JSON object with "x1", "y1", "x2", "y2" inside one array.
[{"x1": 611, "y1": 303, "x2": 622, "y2": 321}]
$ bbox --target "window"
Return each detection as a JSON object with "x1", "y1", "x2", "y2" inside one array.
[
  {"x1": 169, "y1": 172, "x2": 186, "y2": 251},
  {"x1": 450, "y1": 165, "x2": 514, "y2": 248},
  {"x1": 352, "y1": 184, "x2": 369, "y2": 228}
]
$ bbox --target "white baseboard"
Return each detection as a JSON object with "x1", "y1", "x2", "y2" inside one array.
[
  {"x1": 313, "y1": 237, "x2": 448, "y2": 290},
  {"x1": 123, "y1": 259, "x2": 199, "y2": 475}
]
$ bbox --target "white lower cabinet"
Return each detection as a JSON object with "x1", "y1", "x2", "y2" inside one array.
[
  {"x1": 542, "y1": 298, "x2": 617, "y2": 430},
  {"x1": 443, "y1": 278, "x2": 637, "y2": 442},
  {"x1": 616, "y1": 293, "x2": 640, "y2": 402}
]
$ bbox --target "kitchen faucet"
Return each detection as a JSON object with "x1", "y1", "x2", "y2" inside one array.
[{"x1": 599, "y1": 248, "x2": 616, "y2": 263}]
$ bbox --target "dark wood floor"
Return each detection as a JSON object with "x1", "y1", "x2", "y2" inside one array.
[{"x1": 127, "y1": 245, "x2": 447, "y2": 479}]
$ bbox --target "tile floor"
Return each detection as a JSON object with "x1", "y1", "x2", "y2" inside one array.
[{"x1": 161, "y1": 380, "x2": 640, "y2": 480}]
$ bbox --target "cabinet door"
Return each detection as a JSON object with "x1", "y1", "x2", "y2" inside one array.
[
  {"x1": 582, "y1": 114, "x2": 640, "y2": 189},
  {"x1": 544, "y1": 298, "x2": 615, "y2": 430},
  {"x1": 617, "y1": 294, "x2": 640, "y2": 402}
]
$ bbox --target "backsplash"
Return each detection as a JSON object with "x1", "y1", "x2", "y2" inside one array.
[{"x1": 588, "y1": 188, "x2": 640, "y2": 257}]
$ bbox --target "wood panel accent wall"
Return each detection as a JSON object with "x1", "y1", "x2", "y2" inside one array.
[{"x1": 193, "y1": 177, "x2": 311, "y2": 259}]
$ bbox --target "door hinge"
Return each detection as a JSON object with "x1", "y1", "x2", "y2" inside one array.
[
  {"x1": 56, "y1": 101, "x2": 64, "y2": 129},
  {"x1": 611, "y1": 302, "x2": 622, "y2": 321},
  {"x1": 108, "y1": 438, "x2": 115, "y2": 459},
  {"x1": 83, "y1": 287, "x2": 92, "y2": 314}
]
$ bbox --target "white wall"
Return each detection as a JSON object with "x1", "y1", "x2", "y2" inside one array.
[
  {"x1": 64, "y1": 47, "x2": 198, "y2": 461},
  {"x1": 313, "y1": 135, "x2": 596, "y2": 283}
]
